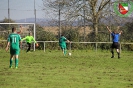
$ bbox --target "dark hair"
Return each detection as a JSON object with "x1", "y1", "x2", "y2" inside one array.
[
  {"x1": 12, "y1": 27, "x2": 16, "y2": 32},
  {"x1": 29, "y1": 32, "x2": 32, "y2": 35},
  {"x1": 113, "y1": 30, "x2": 118, "y2": 34},
  {"x1": 61, "y1": 34, "x2": 64, "y2": 36}
]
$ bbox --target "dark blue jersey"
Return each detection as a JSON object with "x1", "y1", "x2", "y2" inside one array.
[{"x1": 111, "y1": 32, "x2": 120, "y2": 43}]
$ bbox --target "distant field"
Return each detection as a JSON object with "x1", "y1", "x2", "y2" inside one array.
[
  {"x1": 0, "y1": 49, "x2": 133, "y2": 88},
  {"x1": 43, "y1": 26, "x2": 92, "y2": 35}
]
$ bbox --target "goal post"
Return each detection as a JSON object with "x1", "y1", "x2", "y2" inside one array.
[{"x1": 0, "y1": 23, "x2": 36, "y2": 51}]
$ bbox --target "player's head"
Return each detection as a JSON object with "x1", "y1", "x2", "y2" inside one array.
[
  {"x1": 29, "y1": 32, "x2": 32, "y2": 36},
  {"x1": 61, "y1": 34, "x2": 64, "y2": 37},
  {"x1": 113, "y1": 30, "x2": 118, "y2": 34},
  {"x1": 12, "y1": 27, "x2": 16, "y2": 33}
]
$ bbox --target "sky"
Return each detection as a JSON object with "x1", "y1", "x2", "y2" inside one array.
[
  {"x1": 0, "y1": 0, "x2": 46, "y2": 21},
  {"x1": 1, "y1": 0, "x2": 133, "y2": 21}
]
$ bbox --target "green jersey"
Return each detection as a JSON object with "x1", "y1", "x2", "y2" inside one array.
[
  {"x1": 22, "y1": 36, "x2": 36, "y2": 43},
  {"x1": 59, "y1": 36, "x2": 67, "y2": 46},
  {"x1": 8, "y1": 33, "x2": 21, "y2": 50}
]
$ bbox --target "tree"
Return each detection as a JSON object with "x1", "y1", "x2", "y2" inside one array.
[
  {"x1": 121, "y1": 22, "x2": 133, "y2": 42},
  {"x1": 42, "y1": 0, "x2": 69, "y2": 38},
  {"x1": 65, "y1": 0, "x2": 110, "y2": 41},
  {"x1": 42, "y1": 0, "x2": 111, "y2": 41},
  {"x1": 0, "y1": 18, "x2": 16, "y2": 30},
  {"x1": 36, "y1": 25, "x2": 58, "y2": 50}
]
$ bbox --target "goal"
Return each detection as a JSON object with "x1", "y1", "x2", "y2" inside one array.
[{"x1": 0, "y1": 23, "x2": 36, "y2": 51}]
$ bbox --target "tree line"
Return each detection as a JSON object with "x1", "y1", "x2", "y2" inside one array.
[{"x1": 0, "y1": 18, "x2": 133, "y2": 50}]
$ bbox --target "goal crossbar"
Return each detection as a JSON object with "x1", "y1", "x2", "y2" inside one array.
[{"x1": 0, "y1": 23, "x2": 35, "y2": 25}]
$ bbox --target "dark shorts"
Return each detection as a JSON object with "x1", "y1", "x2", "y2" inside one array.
[
  {"x1": 27, "y1": 43, "x2": 31, "y2": 47},
  {"x1": 111, "y1": 42, "x2": 120, "y2": 49},
  {"x1": 10, "y1": 49, "x2": 20, "y2": 55}
]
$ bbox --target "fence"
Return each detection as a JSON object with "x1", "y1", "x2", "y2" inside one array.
[
  {"x1": 0, "y1": 40, "x2": 133, "y2": 52},
  {"x1": 37, "y1": 41, "x2": 133, "y2": 52}
]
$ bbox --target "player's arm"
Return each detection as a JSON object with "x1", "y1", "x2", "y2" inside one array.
[
  {"x1": 6, "y1": 36, "x2": 10, "y2": 51},
  {"x1": 17, "y1": 25, "x2": 22, "y2": 34},
  {"x1": 65, "y1": 38, "x2": 70, "y2": 43},
  {"x1": 106, "y1": 26, "x2": 112, "y2": 33},
  {"x1": 19, "y1": 35, "x2": 22, "y2": 48},
  {"x1": 64, "y1": 37, "x2": 69, "y2": 43},
  {"x1": 32, "y1": 36, "x2": 37, "y2": 43},
  {"x1": 67, "y1": 39, "x2": 70, "y2": 43},
  {"x1": 20, "y1": 25, "x2": 22, "y2": 33},
  {"x1": 32, "y1": 37, "x2": 39, "y2": 47},
  {"x1": 6, "y1": 41, "x2": 10, "y2": 51},
  {"x1": 19, "y1": 41, "x2": 22, "y2": 49},
  {"x1": 119, "y1": 30, "x2": 123, "y2": 35},
  {"x1": 21, "y1": 36, "x2": 27, "y2": 41}
]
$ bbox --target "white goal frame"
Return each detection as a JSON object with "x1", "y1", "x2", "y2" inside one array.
[{"x1": 0, "y1": 23, "x2": 36, "y2": 51}]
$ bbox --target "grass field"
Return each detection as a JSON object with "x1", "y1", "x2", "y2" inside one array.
[{"x1": 0, "y1": 49, "x2": 133, "y2": 88}]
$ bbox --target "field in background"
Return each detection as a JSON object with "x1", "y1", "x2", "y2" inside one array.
[
  {"x1": 0, "y1": 49, "x2": 133, "y2": 88},
  {"x1": 43, "y1": 26, "x2": 92, "y2": 35}
]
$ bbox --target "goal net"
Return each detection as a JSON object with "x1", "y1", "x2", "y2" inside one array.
[{"x1": 0, "y1": 23, "x2": 36, "y2": 51}]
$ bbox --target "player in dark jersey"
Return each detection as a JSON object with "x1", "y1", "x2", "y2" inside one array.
[{"x1": 106, "y1": 26, "x2": 122, "y2": 59}]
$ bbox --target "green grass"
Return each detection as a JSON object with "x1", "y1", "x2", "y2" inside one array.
[{"x1": 0, "y1": 49, "x2": 133, "y2": 88}]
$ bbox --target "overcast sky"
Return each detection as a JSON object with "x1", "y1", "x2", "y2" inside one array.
[{"x1": 0, "y1": 0, "x2": 46, "y2": 20}]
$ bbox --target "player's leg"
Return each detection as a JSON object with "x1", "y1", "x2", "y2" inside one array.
[
  {"x1": 60, "y1": 45, "x2": 65, "y2": 56},
  {"x1": 116, "y1": 43, "x2": 120, "y2": 58},
  {"x1": 14, "y1": 49, "x2": 20, "y2": 68},
  {"x1": 62, "y1": 48, "x2": 66, "y2": 56},
  {"x1": 62, "y1": 48, "x2": 65, "y2": 55},
  {"x1": 60, "y1": 45, "x2": 67, "y2": 56},
  {"x1": 9, "y1": 49, "x2": 14, "y2": 68},
  {"x1": 9, "y1": 54, "x2": 14, "y2": 68},
  {"x1": 64, "y1": 47, "x2": 67, "y2": 56},
  {"x1": 111, "y1": 48, "x2": 114, "y2": 58},
  {"x1": 15, "y1": 55, "x2": 19, "y2": 68},
  {"x1": 26, "y1": 43, "x2": 31, "y2": 52},
  {"x1": 60, "y1": 45, "x2": 63, "y2": 54},
  {"x1": 62, "y1": 44, "x2": 67, "y2": 56},
  {"x1": 111, "y1": 43, "x2": 114, "y2": 58},
  {"x1": 116, "y1": 49, "x2": 120, "y2": 58}
]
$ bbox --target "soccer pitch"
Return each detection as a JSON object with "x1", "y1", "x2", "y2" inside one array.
[{"x1": 0, "y1": 49, "x2": 133, "y2": 88}]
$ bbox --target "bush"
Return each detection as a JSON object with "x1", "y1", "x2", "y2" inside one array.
[
  {"x1": 0, "y1": 37, "x2": 6, "y2": 49},
  {"x1": 36, "y1": 25, "x2": 58, "y2": 50}
]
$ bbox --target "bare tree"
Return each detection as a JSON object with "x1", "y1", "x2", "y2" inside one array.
[
  {"x1": 42, "y1": 0, "x2": 111, "y2": 40},
  {"x1": 42, "y1": 0, "x2": 69, "y2": 38}
]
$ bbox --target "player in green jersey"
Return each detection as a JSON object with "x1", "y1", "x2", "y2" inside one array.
[
  {"x1": 21, "y1": 32, "x2": 37, "y2": 52},
  {"x1": 59, "y1": 34, "x2": 70, "y2": 56},
  {"x1": 6, "y1": 27, "x2": 22, "y2": 69}
]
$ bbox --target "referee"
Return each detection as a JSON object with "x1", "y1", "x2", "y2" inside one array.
[{"x1": 106, "y1": 26, "x2": 122, "y2": 59}]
